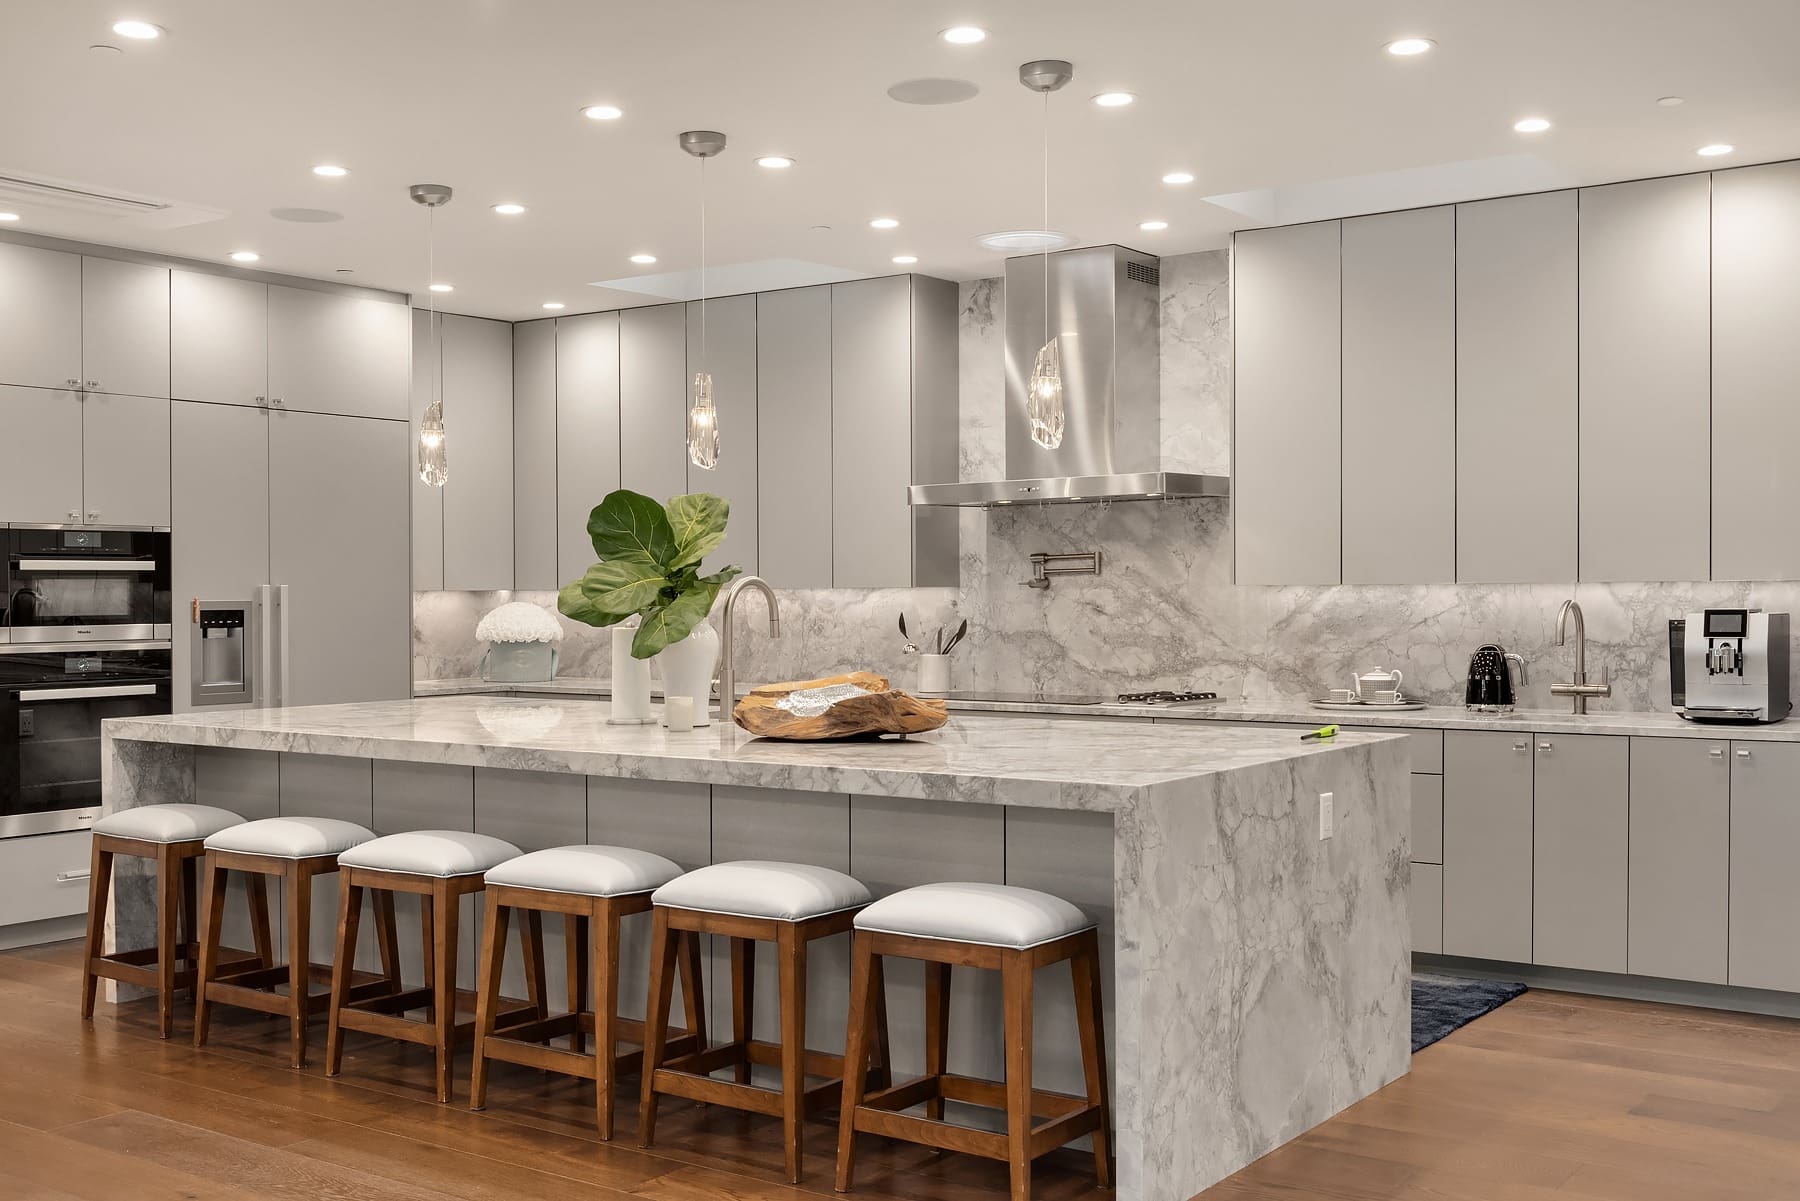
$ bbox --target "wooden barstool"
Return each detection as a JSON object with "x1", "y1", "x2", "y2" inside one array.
[
  {"x1": 469, "y1": 845, "x2": 707, "y2": 1139},
  {"x1": 193, "y1": 816, "x2": 384, "y2": 1069},
  {"x1": 640, "y1": 860, "x2": 891, "y2": 1184},
  {"x1": 81, "y1": 803, "x2": 254, "y2": 1038},
  {"x1": 835, "y1": 882, "x2": 1113, "y2": 1201},
  {"x1": 325, "y1": 830, "x2": 526, "y2": 1103}
]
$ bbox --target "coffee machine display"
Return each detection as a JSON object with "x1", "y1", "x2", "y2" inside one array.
[
  {"x1": 1670, "y1": 609, "x2": 1790, "y2": 723},
  {"x1": 1466, "y1": 644, "x2": 1527, "y2": 712}
]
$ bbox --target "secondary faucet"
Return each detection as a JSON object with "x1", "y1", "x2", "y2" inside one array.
[
  {"x1": 1550, "y1": 598, "x2": 1612, "y2": 715},
  {"x1": 717, "y1": 576, "x2": 780, "y2": 720}
]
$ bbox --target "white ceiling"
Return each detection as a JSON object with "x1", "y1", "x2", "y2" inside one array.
[{"x1": 5, "y1": 0, "x2": 1799, "y2": 320}]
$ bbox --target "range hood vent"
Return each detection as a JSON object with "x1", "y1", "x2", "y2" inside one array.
[{"x1": 909, "y1": 243, "x2": 1229, "y2": 508}]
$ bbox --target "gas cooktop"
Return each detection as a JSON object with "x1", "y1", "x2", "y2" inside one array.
[
  {"x1": 1116, "y1": 690, "x2": 1224, "y2": 706},
  {"x1": 921, "y1": 689, "x2": 1225, "y2": 708}
]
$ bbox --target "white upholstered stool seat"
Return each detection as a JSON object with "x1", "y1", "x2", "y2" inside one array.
[
  {"x1": 93, "y1": 803, "x2": 245, "y2": 844},
  {"x1": 651, "y1": 859, "x2": 873, "y2": 921},
  {"x1": 338, "y1": 830, "x2": 521, "y2": 878},
  {"x1": 855, "y1": 882, "x2": 1093, "y2": 948},
  {"x1": 485, "y1": 845, "x2": 682, "y2": 897},
  {"x1": 204, "y1": 816, "x2": 374, "y2": 859}
]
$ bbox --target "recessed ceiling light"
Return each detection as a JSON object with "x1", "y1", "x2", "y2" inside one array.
[
  {"x1": 629, "y1": 253, "x2": 657, "y2": 264},
  {"x1": 1697, "y1": 143, "x2": 1735, "y2": 157},
  {"x1": 755, "y1": 155, "x2": 795, "y2": 169},
  {"x1": 1092, "y1": 92, "x2": 1136, "y2": 108},
  {"x1": 940, "y1": 26, "x2": 987, "y2": 44},
  {"x1": 111, "y1": 19, "x2": 163, "y2": 39},
  {"x1": 892, "y1": 255, "x2": 918, "y2": 265},
  {"x1": 974, "y1": 229, "x2": 1073, "y2": 252},
  {"x1": 429, "y1": 283, "x2": 454, "y2": 293},
  {"x1": 1384, "y1": 37, "x2": 1435, "y2": 56},
  {"x1": 582, "y1": 104, "x2": 623, "y2": 121},
  {"x1": 542, "y1": 302, "x2": 566, "y2": 310},
  {"x1": 311, "y1": 164, "x2": 348, "y2": 178},
  {"x1": 492, "y1": 203, "x2": 527, "y2": 215},
  {"x1": 1657, "y1": 96, "x2": 1685, "y2": 107},
  {"x1": 870, "y1": 217, "x2": 900, "y2": 229},
  {"x1": 1138, "y1": 220, "x2": 1168, "y2": 232},
  {"x1": 1513, "y1": 117, "x2": 1552, "y2": 133},
  {"x1": 0, "y1": 212, "x2": 18, "y2": 222},
  {"x1": 1161, "y1": 171, "x2": 1195, "y2": 185},
  {"x1": 228, "y1": 250, "x2": 260, "y2": 263}
]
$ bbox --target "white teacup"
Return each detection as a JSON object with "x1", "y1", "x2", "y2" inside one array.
[
  {"x1": 1327, "y1": 688, "x2": 1358, "y2": 703},
  {"x1": 1368, "y1": 689, "x2": 1402, "y2": 705}
]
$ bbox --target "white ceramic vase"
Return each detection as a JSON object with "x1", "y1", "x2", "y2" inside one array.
[
  {"x1": 609, "y1": 625, "x2": 654, "y2": 724},
  {"x1": 654, "y1": 620, "x2": 720, "y2": 727}
]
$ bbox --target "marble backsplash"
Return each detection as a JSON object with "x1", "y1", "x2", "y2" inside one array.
[{"x1": 415, "y1": 250, "x2": 1800, "y2": 712}]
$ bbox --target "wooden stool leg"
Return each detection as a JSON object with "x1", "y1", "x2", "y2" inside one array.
[
  {"x1": 431, "y1": 879, "x2": 462, "y2": 1104},
  {"x1": 637, "y1": 906, "x2": 678, "y2": 1148},
  {"x1": 777, "y1": 921, "x2": 809, "y2": 1184},
  {"x1": 868, "y1": 952, "x2": 892, "y2": 1091},
  {"x1": 1071, "y1": 932, "x2": 1114, "y2": 1189},
  {"x1": 419, "y1": 892, "x2": 436, "y2": 1021},
  {"x1": 1002, "y1": 951, "x2": 1034, "y2": 1201},
  {"x1": 193, "y1": 862, "x2": 229, "y2": 1047},
  {"x1": 469, "y1": 894, "x2": 509, "y2": 1112},
  {"x1": 923, "y1": 961, "x2": 951, "y2": 1121},
  {"x1": 566, "y1": 913, "x2": 589, "y2": 1053},
  {"x1": 593, "y1": 901, "x2": 622, "y2": 1140},
  {"x1": 521, "y1": 908, "x2": 548, "y2": 1036},
  {"x1": 155, "y1": 844, "x2": 181, "y2": 1038},
  {"x1": 374, "y1": 889, "x2": 401, "y2": 990},
  {"x1": 247, "y1": 873, "x2": 274, "y2": 970},
  {"x1": 80, "y1": 839, "x2": 113, "y2": 1020},
  {"x1": 834, "y1": 930, "x2": 878, "y2": 1193},
  {"x1": 678, "y1": 929, "x2": 707, "y2": 1047},
  {"x1": 180, "y1": 853, "x2": 200, "y2": 969},
  {"x1": 286, "y1": 864, "x2": 313, "y2": 1070},
  {"x1": 326, "y1": 873, "x2": 364, "y2": 1077},
  {"x1": 730, "y1": 935, "x2": 755, "y2": 1084}
]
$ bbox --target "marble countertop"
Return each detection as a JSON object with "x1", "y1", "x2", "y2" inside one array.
[
  {"x1": 105, "y1": 696, "x2": 1396, "y2": 812},
  {"x1": 412, "y1": 675, "x2": 1800, "y2": 742}
]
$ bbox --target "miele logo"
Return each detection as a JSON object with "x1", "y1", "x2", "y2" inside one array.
[{"x1": 75, "y1": 628, "x2": 93, "y2": 634}]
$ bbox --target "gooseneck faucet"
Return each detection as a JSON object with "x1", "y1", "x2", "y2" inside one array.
[
  {"x1": 1550, "y1": 598, "x2": 1612, "y2": 714},
  {"x1": 717, "y1": 576, "x2": 780, "y2": 719}
]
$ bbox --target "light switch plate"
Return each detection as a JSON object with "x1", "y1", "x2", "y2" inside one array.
[{"x1": 1318, "y1": 791, "x2": 1334, "y2": 840}]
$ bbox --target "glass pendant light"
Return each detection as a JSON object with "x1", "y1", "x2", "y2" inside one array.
[
  {"x1": 1019, "y1": 61, "x2": 1072, "y2": 450},
  {"x1": 409, "y1": 183, "x2": 453, "y2": 486},
  {"x1": 680, "y1": 131, "x2": 727, "y2": 470}
]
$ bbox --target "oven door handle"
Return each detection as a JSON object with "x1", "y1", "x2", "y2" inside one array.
[
  {"x1": 16, "y1": 684, "x2": 162, "y2": 701},
  {"x1": 14, "y1": 559, "x2": 157, "y2": 572}
]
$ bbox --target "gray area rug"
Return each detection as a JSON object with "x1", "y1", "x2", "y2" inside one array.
[{"x1": 1412, "y1": 972, "x2": 1526, "y2": 1052}]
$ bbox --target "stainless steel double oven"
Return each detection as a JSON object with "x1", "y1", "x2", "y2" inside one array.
[{"x1": 1, "y1": 525, "x2": 173, "y2": 838}]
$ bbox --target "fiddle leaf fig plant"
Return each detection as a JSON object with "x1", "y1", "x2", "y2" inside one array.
[{"x1": 558, "y1": 489, "x2": 741, "y2": 660}]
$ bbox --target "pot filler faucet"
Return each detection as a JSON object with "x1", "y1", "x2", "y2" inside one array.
[
  {"x1": 1550, "y1": 598, "x2": 1612, "y2": 714},
  {"x1": 717, "y1": 576, "x2": 780, "y2": 719}
]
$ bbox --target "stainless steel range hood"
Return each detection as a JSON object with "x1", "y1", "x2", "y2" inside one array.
[{"x1": 909, "y1": 244, "x2": 1230, "y2": 507}]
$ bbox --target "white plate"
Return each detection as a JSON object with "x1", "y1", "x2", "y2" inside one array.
[{"x1": 1311, "y1": 699, "x2": 1428, "y2": 712}]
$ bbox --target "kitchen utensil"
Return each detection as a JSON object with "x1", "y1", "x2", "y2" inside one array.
[
  {"x1": 941, "y1": 618, "x2": 969, "y2": 655},
  {"x1": 898, "y1": 612, "x2": 918, "y2": 655},
  {"x1": 1352, "y1": 667, "x2": 1404, "y2": 699},
  {"x1": 1465, "y1": 644, "x2": 1525, "y2": 711},
  {"x1": 1300, "y1": 725, "x2": 1338, "y2": 742}
]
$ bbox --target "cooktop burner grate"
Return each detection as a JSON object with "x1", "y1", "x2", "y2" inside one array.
[{"x1": 1116, "y1": 690, "x2": 1223, "y2": 706}]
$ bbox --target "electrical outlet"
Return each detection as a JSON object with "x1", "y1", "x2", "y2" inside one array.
[{"x1": 1318, "y1": 791, "x2": 1334, "y2": 840}]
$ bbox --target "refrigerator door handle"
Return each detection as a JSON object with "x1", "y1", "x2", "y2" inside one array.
[
  {"x1": 255, "y1": 584, "x2": 273, "y2": 708},
  {"x1": 275, "y1": 584, "x2": 290, "y2": 708}
]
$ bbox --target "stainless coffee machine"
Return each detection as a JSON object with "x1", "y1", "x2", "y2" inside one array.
[{"x1": 1670, "y1": 609, "x2": 1790, "y2": 723}]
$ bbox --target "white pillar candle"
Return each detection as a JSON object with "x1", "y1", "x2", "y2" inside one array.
[{"x1": 663, "y1": 695, "x2": 695, "y2": 732}]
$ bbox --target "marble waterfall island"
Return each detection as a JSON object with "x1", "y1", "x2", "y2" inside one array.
[{"x1": 100, "y1": 697, "x2": 1412, "y2": 1201}]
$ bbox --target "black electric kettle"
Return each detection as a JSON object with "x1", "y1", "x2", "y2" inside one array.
[{"x1": 1466, "y1": 644, "x2": 1526, "y2": 711}]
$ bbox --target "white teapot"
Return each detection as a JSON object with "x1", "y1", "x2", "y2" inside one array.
[{"x1": 1352, "y1": 667, "x2": 1404, "y2": 699}]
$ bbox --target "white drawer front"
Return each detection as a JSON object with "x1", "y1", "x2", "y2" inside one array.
[{"x1": 0, "y1": 830, "x2": 93, "y2": 926}]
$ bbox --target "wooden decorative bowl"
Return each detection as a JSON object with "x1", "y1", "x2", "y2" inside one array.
[{"x1": 732, "y1": 672, "x2": 949, "y2": 740}]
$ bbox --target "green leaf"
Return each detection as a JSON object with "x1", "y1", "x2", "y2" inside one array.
[
  {"x1": 630, "y1": 582, "x2": 723, "y2": 659},
  {"x1": 586, "y1": 490, "x2": 677, "y2": 569},
  {"x1": 666, "y1": 493, "x2": 730, "y2": 570},
  {"x1": 556, "y1": 578, "x2": 631, "y2": 629},
  {"x1": 699, "y1": 565, "x2": 743, "y2": 589},
  {"x1": 571, "y1": 558, "x2": 664, "y2": 617}
]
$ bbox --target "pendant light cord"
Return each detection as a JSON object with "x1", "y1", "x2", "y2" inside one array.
[
  {"x1": 1042, "y1": 88, "x2": 1050, "y2": 347},
  {"x1": 427, "y1": 204, "x2": 437, "y2": 404},
  {"x1": 699, "y1": 155, "x2": 708, "y2": 365}
]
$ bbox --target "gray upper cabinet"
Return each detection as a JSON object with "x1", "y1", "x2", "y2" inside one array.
[
  {"x1": 1729, "y1": 740, "x2": 1800, "y2": 992},
  {"x1": 555, "y1": 311, "x2": 621, "y2": 584},
  {"x1": 171, "y1": 270, "x2": 267, "y2": 406},
  {"x1": 267, "y1": 285, "x2": 410, "y2": 420},
  {"x1": 81, "y1": 391, "x2": 170, "y2": 526},
  {"x1": 512, "y1": 318, "x2": 558, "y2": 591},
  {"x1": 0, "y1": 241, "x2": 81, "y2": 391},
  {"x1": 0, "y1": 384, "x2": 82, "y2": 523},
  {"x1": 1456, "y1": 191, "x2": 1578, "y2": 583},
  {"x1": 80, "y1": 256, "x2": 169, "y2": 399},
  {"x1": 619, "y1": 303, "x2": 689, "y2": 504},
  {"x1": 687, "y1": 294, "x2": 757, "y2": 577},
  {"x1": 1233, "y1": 221, "x2": 1342, "y2": 585},
  {"x1": 1532, "y1": 733, "x2": 1628, "y2": 973},
  {"x1": 1341, "y1": 207, "x2": 1455, "y2": 583},
  {"x1": 756, "y1": 285, "x2": 833, "y2": 588},
  {"x1": 906, "y1": 275, "x2": 959, "y2": 587},
  {"x1": 410, "y1": 309, "x2": 444, "y2": 589},
  {"x1": 1628, "y1": 737, "x2": 1729, "y2": 984},
  {"x1": 831, "y1": 277, "x2": 913, "y2": 588},
  {"x1": 1713, "y1": 162, "x2": 1800, "y2": 580},
  {"x1": 1442, "y1": 730, "x2": 1534, "y2": 963},
  {"x1": 440, "y1": 314, "x2": 514, "y2": 590},
  {"x1": 1579, "y1": 175, "x2": 1711, "y2": 582}
]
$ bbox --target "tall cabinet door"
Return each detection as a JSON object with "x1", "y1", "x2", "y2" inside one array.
[
  {"x1": 687, "y1": 294, "x2": 757, "y2": 577},
  {"x1": 555, "y1": 312, "x2": 621, "y2": 584},
  {"x1": 1532, "y1": 733, "x2": 1628, "y2": 973},
  {"x1": 0, "y1": 242, "x2": 81, "y2": 391},
  {"x1": 268, "y1": 411, "x2": 410, "y2": 706},
  {"x1": 1578, "y1": 175, "x2": 1711, "y2": 582},
  {"x1": 1729, "y1": 741, "x2": 1800, "y2": 992},
  {"x1": 266, "y1": 286, "x2": 409, "y2": 420},
  {"x1": 1456, "y1": 191, "x2": 1577, "y2": 583},
  {"x1": 1628, "y1": 737, "x2": 1729, "y2": 984},
  {"x1": 619, "y1": 304, "x2": 689, "y2": 504},
  {"x1": 0, "y1": 384, "x2": 83, "y2": 523},
  {"x1": 1341, "y1": 207, "x2": 1455, "y2": 583},
  {"x1": 756, "y1": 285, "x2": 833, "y2": 588},
  {"x1": 831, "y1": 275, "x2": 912, "y2": 588},
  {"x1": 512, "y1": 318, "x2": 559, "y2": 591},
  {"x1": 171, "y1": 271, "x2": 266, "y2": 407},
  {"x1": 1233, "y1": 221, "x2": 1341, "y2": 585},
  {"x1": 1713, "y1": 161, "x2": 1800, "y2": 580},
  {"x1": 441, "y1": 314, "x2": 515, "y2": 591},
  {"x1": 409, "y1": 309, "x2": 444, "y2": 590},
  {"x1": 1442, "y1": 731, "x2": 1534, "y2": 963},
  {"x1": 81, "y1": 257, "x2": 170, "y2": 399},
  {"x1": 81, "y1": 392, "x2": 171, "y2": 526}
]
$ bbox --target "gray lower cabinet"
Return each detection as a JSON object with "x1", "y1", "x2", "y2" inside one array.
[
  {"x1": 1628, "y1": 737, "x2": 1729, "y2": 984},
  {"x1": 555, "y1": 312, "x2": 621, "y2": 585},
  {"x1": 0, "y1": 241, "x2": 81, "y2": 391},
  {"x1": 756, "y1": 285, "x2": 833, "y2": 588},
  {"x1": 1411, "y1": 863, "x2": 1443, "y2": 955},
  {"x1": 512, "y1": 318, "x2": 558, "y2": 591},
  {"x1": 1410, "y1": 774, "x2": 1443, "y2": 865},
  {"x1": 1532, "y1": 733, "x2": 1628, "y2": 973},
  {"x1": 687, "y1": 294, "x2": 757, "y2": 577},
  {"x1": 1442, "y1": 730, "x2": 1534, "y2": 963},
  {"x1": 266, "y1": 285, "x2": 410, "y2": 421},
  {"x1": 619, "y1": 303, "x2": 689, "y2": 504},
  {"x1": 171, "y1": 270, "x2": 267, "y2": 406},
  {"x1": 0, "y1": 830, "x2": 92, "y2": 935},
  {"x1": 1729, "y1": 741, "x2": 1800, "y2": 992}
]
